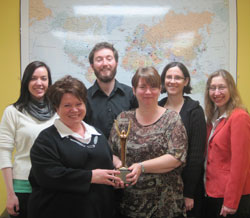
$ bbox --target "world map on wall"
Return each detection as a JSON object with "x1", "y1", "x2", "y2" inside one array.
[{"x1": 24, "y1": 0, "x2": 236, "y2": 105}]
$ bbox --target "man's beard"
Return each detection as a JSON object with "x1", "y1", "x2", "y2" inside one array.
[{"x1": 93, "y1": 67, "x2": 117, "y2": 83}]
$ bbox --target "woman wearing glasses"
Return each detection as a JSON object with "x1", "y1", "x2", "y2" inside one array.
[
  {"x1": 204, "y1": 69, "x2": 250, "y2": 217},
  {"x1": 110, "y1": 66, "x2": 187, "y2": 218},
  {"x1": 159, "y1": 62, "x2": 206, "y2": 218}
]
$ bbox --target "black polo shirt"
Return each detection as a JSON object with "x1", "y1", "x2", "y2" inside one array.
[{"x1": 85, "y1": 80, "x2": 137, "y2": 139}]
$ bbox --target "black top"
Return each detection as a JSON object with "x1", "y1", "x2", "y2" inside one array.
[
  {"x1": 85, "y1": 80, "x2": 138, "y2": 139},
  {"x1": 28, "y1": 125, "x2": 115, "y2": 218},
  {"x1": 159, "y1": 96, "x2": 206, "y2": 199}
]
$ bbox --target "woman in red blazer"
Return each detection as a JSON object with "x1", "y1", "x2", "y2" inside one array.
[{"x1": 204, "y1": 69, "x2": 250, "y2": 218}]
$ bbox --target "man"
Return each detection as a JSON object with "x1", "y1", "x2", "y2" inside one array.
[{"x1": 85, "y1": 42, "x2": 137, "y2": 139}]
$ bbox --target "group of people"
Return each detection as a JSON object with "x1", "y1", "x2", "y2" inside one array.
[{"x1": 0, "y1": 42, "x2": 250, "y2": 218}]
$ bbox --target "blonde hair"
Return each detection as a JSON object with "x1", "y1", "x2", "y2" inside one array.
[{"x1": 205, "y1": 69, "x2": 247, "y2": 124}]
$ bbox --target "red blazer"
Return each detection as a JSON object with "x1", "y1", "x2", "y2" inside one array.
[{"x1": 206, "y1": 108, "x2": 250, "y2": 209}]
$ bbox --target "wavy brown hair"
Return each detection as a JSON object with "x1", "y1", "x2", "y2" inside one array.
[
  {"x1": 47, "y1": 75, "x2": 87, "y2": 110},
  {"x1": 205, "y1": 69, "x2": 247, "y2": 124}
]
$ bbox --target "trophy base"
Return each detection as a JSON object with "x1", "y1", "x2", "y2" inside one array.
[{"x1": 117, "y1": 167, "x2": 131, "y2": 184}]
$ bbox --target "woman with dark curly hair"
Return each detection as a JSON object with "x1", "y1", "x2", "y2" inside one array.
[{"x1": 28, "y1": 75, "x2": 122, "y2": 218}]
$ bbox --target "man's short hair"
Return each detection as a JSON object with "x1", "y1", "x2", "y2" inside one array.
[{"x1": 88, "y1": 42, "x2": 119, "y2": 65}]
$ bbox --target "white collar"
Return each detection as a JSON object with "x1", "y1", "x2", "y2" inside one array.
[
  {"x1": 211, "y1": 109, "x2": 227, "y2": 127},
  {"x1": 54, "y1": 118, "x2": 101, "y2": 142}
]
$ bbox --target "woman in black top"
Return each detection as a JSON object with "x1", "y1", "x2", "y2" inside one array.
[
  {"x1": 159, "y1": 62, "x2": 206, "y2": 218},
  {"x1": 28, "y1": 76, "x2": 122, "y2": 218}
]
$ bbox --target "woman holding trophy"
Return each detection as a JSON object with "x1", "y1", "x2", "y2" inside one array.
[
  {"x1": 28, "y1": 76, "x2": 122, "y2": 218},
  {"x1": 109, "y1": 66, "x2": 188, "y2": 218}
]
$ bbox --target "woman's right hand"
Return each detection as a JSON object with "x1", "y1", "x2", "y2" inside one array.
[
  {"x1": 91, "y1": 169, "x2": 123, "y2": 187},
  {"x1": 2, "y1": 168, "x2": 20, "y2": 216},
  {"x1": 6, "y1": 193, "x2": 19, "y2": 216}
]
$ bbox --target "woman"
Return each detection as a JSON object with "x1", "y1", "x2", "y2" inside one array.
[
  {"x1": 28, "y1": 75, "x2": 122, "y2": 218},
  {"x1": 159, "y1": 62, "x2": 206, "y2": 218},
  {"x1": 204, "y1": 69, "x2": 250, "y2": 218},
  {"x1": 109, "y1": 67, "x2": 187, "y2": 218},
  {"x1": 0, "y1": 61, "x2": 56, "y2": 218}
]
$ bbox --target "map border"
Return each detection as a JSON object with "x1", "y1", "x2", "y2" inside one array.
[{"x1": 20, "y1": 0, "x2": 237, "y2": 81}]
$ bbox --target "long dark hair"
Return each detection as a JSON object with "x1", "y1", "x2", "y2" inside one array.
[{"x1": 13, "y1": 61, "x2": 52, "y2": 112}]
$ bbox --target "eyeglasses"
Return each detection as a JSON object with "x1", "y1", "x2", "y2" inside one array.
[
  {"x1": 208, "y1": 86, "x2": 227, "y2": 92},
  {"x1": 165, "y1": 75, "x2": 185, "y2": 81}
]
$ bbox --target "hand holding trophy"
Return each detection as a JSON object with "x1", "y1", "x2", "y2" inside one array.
[{"x1": 114, "y1": 119, "x2": 131, "y2": 184}]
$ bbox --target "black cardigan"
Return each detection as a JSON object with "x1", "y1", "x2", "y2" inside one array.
[
  {"x1": 28, "y1": 125, "x2": 115, "y2": 218},
  {"x1": 159, "y1": 96, "x2": 206, "y2": 198}
]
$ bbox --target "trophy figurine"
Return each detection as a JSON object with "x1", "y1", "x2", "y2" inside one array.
[{"x1": 114, "y1": 119, "x2": 131, "y2": 184}]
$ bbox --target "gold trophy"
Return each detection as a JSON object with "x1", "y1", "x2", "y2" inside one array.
[{"x1": 114, "y1": 119, "x2": 131, "y2": 184}]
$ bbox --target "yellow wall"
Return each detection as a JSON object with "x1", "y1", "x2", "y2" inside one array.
[
  {"x1": 0, "y1": 1, "x2": 20, "y2": 115},
  {"x1": 237, "y1": 0, "x2": 250, "y2": 109},
  {"x1": 0, "y1": 0, "x2": 250, "y2": 214},
  {"x1": 0, "y1": 0, "x2": 20, "y2": 213}
]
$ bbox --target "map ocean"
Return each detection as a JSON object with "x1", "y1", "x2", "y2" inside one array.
[{"x1": 22, "y1": 0, "x2": 236, "y2": 106}]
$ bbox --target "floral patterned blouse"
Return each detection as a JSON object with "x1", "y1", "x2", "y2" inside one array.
[{"x1": 109, "y1": 109, "x2": 187, "y2": 218}]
